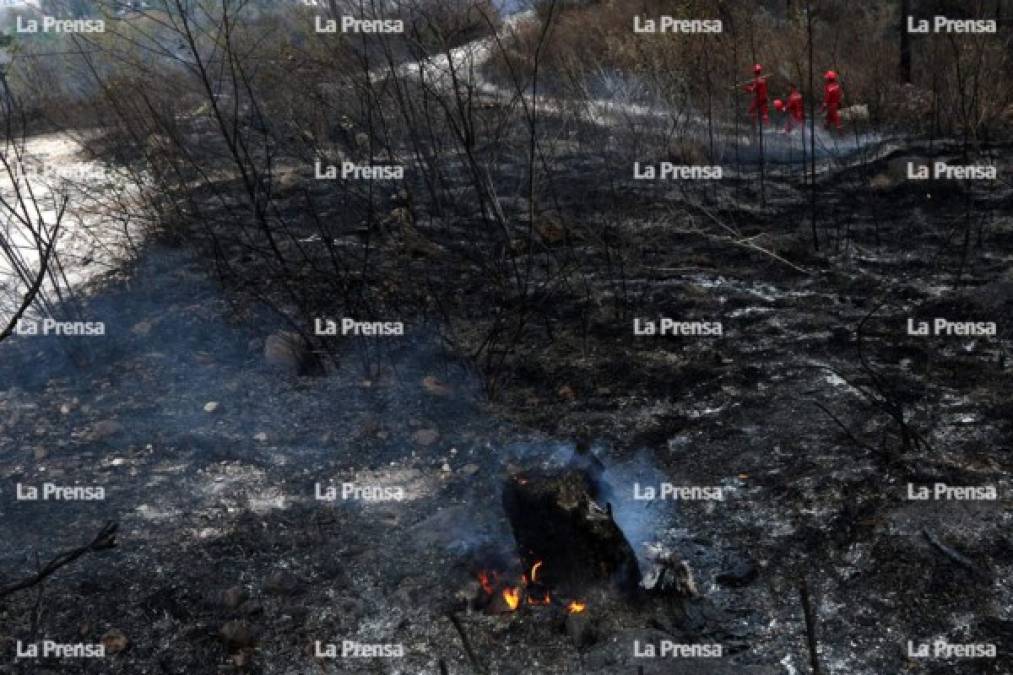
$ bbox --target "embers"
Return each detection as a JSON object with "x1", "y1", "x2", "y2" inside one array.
[{"x1": 474, "y1": 560, "x2": 586, "y2": 616}]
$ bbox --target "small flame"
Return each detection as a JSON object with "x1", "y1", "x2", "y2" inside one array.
[
  {"x1": 527, "y1": 591, "x2": 551, "y2": 606},
  {"x1": 502, "y1": 587, "x2": 521, "y2": 610},
  {"x1": 478, "y1": 571, "x2": 497, "y2": 595},
  {"x1": 567, "y1": 601, "x2": 586, "y2": 614},
  {"x1": 480, "y1": 562, "x2": 556, "y2": 614}
]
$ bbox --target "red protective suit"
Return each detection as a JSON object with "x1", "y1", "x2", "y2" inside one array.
[
  {"x1": 820, "y1": 71, "x2": 843, "y2": 130},
  {"x1": 744, "y1": 65, "x2": 769, "y2": 124},
  {"x1": 786, "y1": 87, "x2": 804, "y2": 132}
]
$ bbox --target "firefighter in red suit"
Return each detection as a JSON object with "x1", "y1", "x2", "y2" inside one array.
[
  {"x1": 786, "y1": 84, "x2": 805, "y2": 132},
  {"x1": 820, "y1": 70, "x2": 843, "y2": 130},
  {"x1": 743, "y1": 64, "x2": 769, "y2": 125}
]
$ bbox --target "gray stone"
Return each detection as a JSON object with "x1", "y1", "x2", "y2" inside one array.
[
  {"x1": 264, "y1": 331, "x2": 319, "y2": 375},
  {"x1": 412, "y1": 428, "x2": 440, "y2": 446},
  {"x1": 222, "y1": 586, "x2": 248, "y2": 610}
]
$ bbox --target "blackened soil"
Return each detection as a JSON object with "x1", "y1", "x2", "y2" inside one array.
[{"x1": 1, "y1": 141, "x2": 1011, "y2": 674}]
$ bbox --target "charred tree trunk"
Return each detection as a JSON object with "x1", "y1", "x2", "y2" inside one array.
[
  {"x1": 502, "y1": 469, "x2": 640, "y2": 596},
  {"x1": 807, "y1": 3, "x2": 819, "y2": 251},
  {"x1": 900, "y1": 0, "x2": 913, "y2": 83}
]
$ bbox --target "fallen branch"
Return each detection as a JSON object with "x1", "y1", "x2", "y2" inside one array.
[
  {"x1": 799, "y1": 577, "x2": 822, "y2": 675},
  {"x1": 922, "y1": 528, "x2": 991, "y2": 582},
  {"x1": 667, "y1": 200, "x2": 814, "y2": 276},
  {"x1": 0, "y1": 206, "x2": 63, "y2": 344},
  {"x1": 732, "y1": 236, "x2": 814, "y2": 276},
  {"x1": 811, "y1": 400, "x2": 877, "y2": 455},
  {"x1": 446, "y1": 611, "x2": 487, "y2": 675},
  {"x1": 0, "y1": 522, "x2": 118, "y2": 599}
]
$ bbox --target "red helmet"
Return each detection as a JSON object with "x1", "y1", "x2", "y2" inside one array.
[
  {"x1": 824, "y1": 70, "x2": 838, "y2": 81},
  {"x1": 773, "y1": 99, "x2": 785, "y2": 112},
  {"x1": 754, "y1": 64, "x2": 763, "y2": 74}
]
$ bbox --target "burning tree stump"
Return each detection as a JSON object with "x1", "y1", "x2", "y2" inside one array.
[{"x1": 502, "y1": 468, "x2": 640, "y2": 596}]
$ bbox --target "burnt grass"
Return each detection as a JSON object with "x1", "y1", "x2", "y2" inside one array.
[{"x1": 1, "y1": 132, "x2": 1012, "y2": 674}]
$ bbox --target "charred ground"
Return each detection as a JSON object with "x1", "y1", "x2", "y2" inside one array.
[
  {"x1": 1, "y1": 132, "x2": 1010, "y2": 673},
  {"x1": 1, "y1": 0, "x2": 1012, "y2": 673}
]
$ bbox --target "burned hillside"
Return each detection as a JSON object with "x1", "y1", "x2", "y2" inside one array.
[{"x1": 1, "y1": 1, "x2": 1011, "y2": 673}]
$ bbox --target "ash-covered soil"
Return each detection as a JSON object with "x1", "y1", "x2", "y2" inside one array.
[{"x1": 1, "y1": 139, "x2": 1011, "y2": 674}]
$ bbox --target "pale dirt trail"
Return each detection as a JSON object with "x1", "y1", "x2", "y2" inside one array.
[
  {"x1": 390, "y1": 12, "x2": 887, "y2": 168},
  {"x1": 0, "y1": 132, "x2": 142, "y2": 319}
]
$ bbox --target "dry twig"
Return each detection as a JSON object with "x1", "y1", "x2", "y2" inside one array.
[{"x1": 0, "y1": 522, "x2": 119, "y2": 599}]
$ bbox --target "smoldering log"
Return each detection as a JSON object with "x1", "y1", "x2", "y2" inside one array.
[{"x1": 501, "y1": 468, "x2": 640, "y2": 595}]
